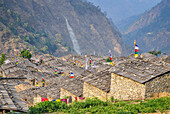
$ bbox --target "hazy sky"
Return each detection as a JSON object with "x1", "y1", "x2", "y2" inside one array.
[{"x1": 87, "y1": 0, "x2": 162, "y2": 23}]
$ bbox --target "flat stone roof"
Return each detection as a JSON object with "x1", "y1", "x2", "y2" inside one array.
[
  {"x1": 83, "y1": 71, "x2": 111, "y2": 92},
  {"x1": 0, "y1": 83, "x2": 28, "y2": 112},
  {"x1": 109, "y1": 58, "x2": 170, "y2": 84}
]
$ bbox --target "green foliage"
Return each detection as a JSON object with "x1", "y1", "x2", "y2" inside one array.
[
  {"x1": 28, "y1": 97, "x2": 170, "y2": 114},
  {"x1": 63, "y1": 96, "x2": 69, "y2": 99},
  {"x1": 28, "y1": 101, "x2": 68, "y2": 114},
  {"x1": 20, "y1": 49, "x2": 32, "y2": 59},
  {"x1": 0, "y1": 53, "x2": 5, "y2": 66},
  {"x1": 148, "y1": 50, "x2": 161, "y2": 56},
  {"x1": 111, "y1": 96, "x2": 114, "y2": 102}
]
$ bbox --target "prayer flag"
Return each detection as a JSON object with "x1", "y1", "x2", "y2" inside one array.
[
  {"x1": 134, "y1": 41, "x2": 139, "y2": 58},
  {"x1": 69, "y1": 96, "x2": 72, "y2": 103},
  {"x1": 55, "y1": 68, "x2": 57, "y2": 74},
  {"x1": 135, "y1": 45, "x2": 139, "y2": 52},
  {"x1": 16, "y1": 59, "x2": 18, "y2": 64},
  {"x1": 135, "y1": 54, "x2": 138, "y2": 57},
  {"x1": 79, "y1": 97, "x2": 85, "y2": 100},
  {"x1": 36, "y1": 78, "x2": 39, "y2": 87},
  {"x1": 61, "y1": 99, "x2": 67, "y2": 104},
  {"x1": 44, "y1": 98, "x2": 49, "y2": 101},
  {"x1": 110, "y1": 62, "x2": 113, "y2": 65},
  {"x1": 35, "y1": 66, "x2": 37, "y2": 71},
  {"x1": 90, "y1": 57, "x2": 92, "y2": 65},
  {"x1": 56, "y1": 99, "x2": 61, "y2": 102},
  {"x1": 42, "y1": 75, "x2": 45, "y2": 83},
  {"x1": 41, "y1": 98, "x2": 45, "y2": 102},
  {"x1": 89, "y1": 68, "x2": 91, "y2": 73},
  {"x1": 81, "y1": 62, "x2": 83, "y2": 67},
  {"x1": 61, "y1": 70, "x2": 63, "y2": 74},
  {"x1": 61, "y1": 70, "x2": 64, "y2": 76},
  {"x1": 110, "y1": 53, "x2": 112, "y2": 60},
  {"x1": 75, "y1": 97, "x2": 77, "y2": 102},
  {"x1": 70, "y1": 72, "x2": 74, "y2": 78}
]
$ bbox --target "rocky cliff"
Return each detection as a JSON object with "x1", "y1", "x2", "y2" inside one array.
[
  {"x1": 124, "y1": 0, "x2": 170, "y2": 54},
  {"x1": 0, "y1": 0, "x2": 126, "y2": 56}
]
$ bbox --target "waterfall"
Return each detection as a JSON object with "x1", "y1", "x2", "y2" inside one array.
[{"x1": 65, "y1": 17, "x2": 81, "y2": 55}]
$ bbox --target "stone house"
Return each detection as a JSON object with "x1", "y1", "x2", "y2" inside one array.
[
  {"x1": 19, "y1": 83, "x2": 60, "y2": 106},
  {"x1": 83, "y1": 58, "x2": 169, "y2": 101},
  {"x1": 109, "y1": 58, "x2": 170, "y2": 100},
  {"x1": 83, "y1": 71, "x2": 111, "y2": 101},
  {"x1": 60, "y1": 76, "x2": 84, "y2": 99}
]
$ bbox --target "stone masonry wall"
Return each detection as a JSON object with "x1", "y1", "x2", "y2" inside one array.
[
  {"x1": 110, "y1": 73, "x2": 145, "y2": 100},
  {"x1": 145, "y1": 73, "x2": 170, "y2": 98},
  {"x1": 60, "y1": 88, "x2": 77, "y2": 99},
  {"x1": 83, "y1": 82, "x2": 107, "y2": 101}
]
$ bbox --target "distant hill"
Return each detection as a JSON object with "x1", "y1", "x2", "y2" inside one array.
[
  {"x1": 123, "y1": 0, "x2": 170, "y2": 54},
  {"x1": 0, "y1": 0, "x2": 127, "y2": 56},
  {"x1": 116, "y1": 14, "x2": 142, "y2": 33},
  {"x1": 87, "y1": 0, "x2": 161, "y2": 24}
]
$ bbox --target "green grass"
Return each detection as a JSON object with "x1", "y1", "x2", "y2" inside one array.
[{"x1": 28, "y1": 97, "x2": 170, "y2": 114}]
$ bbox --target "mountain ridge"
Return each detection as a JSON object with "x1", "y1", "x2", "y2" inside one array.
[
  {"x1": 0, "y1": 0, "x2": 127, "y2": 56},
  {"x1": 123, "y1": 0, "x2": 170, "y2": 54}
]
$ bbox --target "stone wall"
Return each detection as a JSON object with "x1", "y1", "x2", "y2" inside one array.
[
  {"x1": 145, "y1": 73, "x2": 170, "y2": 98},
  {"x1": 110, "y1": 73, "x2": 145, "y2": 100},
  {"x1": 15, "y1": 84, "x2": 32, "y2": 92},
  {"x1": 60, "y1": 88, "x2": 77, "y2": 99},
  {"x1": 83, "y1": 82, "x2": 107, "y2": 101},
  {"x1": 33, "y1": 94, "x2": 41, "y2": 105}
]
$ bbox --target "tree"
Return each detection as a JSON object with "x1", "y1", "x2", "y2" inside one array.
[
  {"x1": 20, "y1": 49, "x2": 32, "y2": 59},
  {"x1": 148, "y1": 50, "x2": 161, "y2": 56},
  {"x1": 0, "y1": 53, "x2": 5, "y2": 66}
]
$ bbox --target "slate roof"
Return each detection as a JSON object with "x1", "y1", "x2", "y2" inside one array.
[
  {"x1": 26, "y1": 71, "x2": 56, "y2": 82},
  {"x1": 60, "y1": 76, "x2": 84, "y2": 97},
  {"x1": 0, "y1": 83, "x2": 28, "y2": 112},
  {"x1": 0, "y1": 77, "x2": 27, "y2": 86},
  {"x1": 109, "y1": 58, "x2": 170, "y2": 84},
  {"x1": 19, "y1": 83, "x2": 60, "y2": 105},
  {"x1": 1, "y1": 61, "x2": 16, "y2": 70},
  {"x1": 83, "y1": 71, "x2": 111, "y2": 92}
]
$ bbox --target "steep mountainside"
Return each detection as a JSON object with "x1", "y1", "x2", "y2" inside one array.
[
  {"x1": 124, "y1": 0, "x2": 170, "y2": 54},
  {"x1": 0, "y1": 0, "x2": 127, "y2": 56}
]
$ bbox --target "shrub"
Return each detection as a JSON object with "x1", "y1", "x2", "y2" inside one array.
[
  {"x1": 20, "y1": 49, "x2": 32, "y2": 59},
  {"x1": 111, "y1": 96, "x2": 114, "y2": 102},
  {"x1": 0, "y1": 53, "x2": 5, "y2": 66}
]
